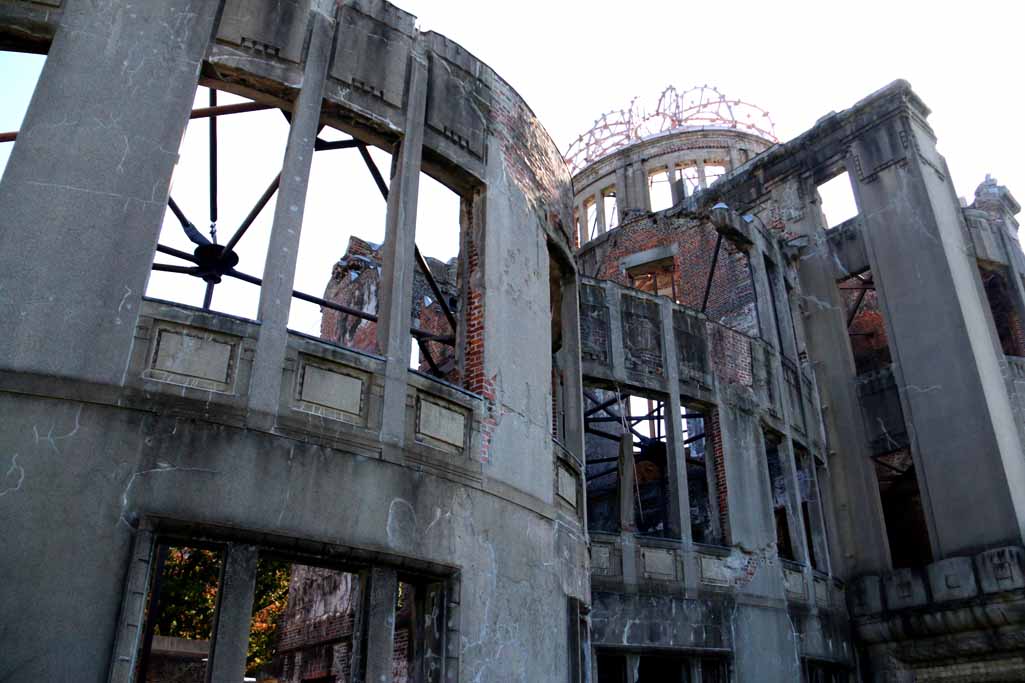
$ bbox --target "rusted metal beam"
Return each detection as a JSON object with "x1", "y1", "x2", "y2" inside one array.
[
  {"x1": 700, "y1": 233, "x2": 723, "y2": 314},
  {"x1": 846, "y1": 287, "x2": 869, "y2": 328},
  {"x1": 189, "y1": 101, "x2": 272, "y2": 119},
  {"x1": 221, "y1": 172, "x2": 281, "y2": 254}
]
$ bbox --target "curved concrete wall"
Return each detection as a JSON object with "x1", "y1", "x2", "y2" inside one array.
[{"x1": 0, "y1": 2, "x2": 585, "y2": 681}]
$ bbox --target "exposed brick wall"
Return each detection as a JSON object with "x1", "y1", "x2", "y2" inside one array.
[
  {"x1": 980, "y1": 266, "x2": 1025, "y2": 357},
  {"x1": 840, "y1": 274, "x2": 891, "y2": 376},
  {"x1": 709, "y1": 408, "x2": 730, "y2": 545},
  {"x1": 706, "y1": 323, "x2": 753, "y2": 387},
  {"x1": 579, "y1": 215, "x2": 757, "y2": 335}
]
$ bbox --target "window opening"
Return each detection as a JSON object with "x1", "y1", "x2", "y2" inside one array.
[
  {"x1": 628, "y1": 394, "x2": 674, "y2": 538},
  {"x1": 839, "y1": 270, "x2": 891, "y2": 375},
  {"x1": 763, "y1": 433, "x2": 796, "y2": 561},
  {"x1": 683, "y1": 405, "x2": 720, "y2": 545},
  {"x1": 979, "y1": 265, "x2": 1025, "y2": 356},
  {"x1": 795, "y1": 448, "x2": 825, "y2": 571},
  {"x1": 817, "y1": 171, "x2": 858, "y2": 228},
  {"x1": 585, "y1": 197, "x2": 599, "y2": 241},
  {"x1": 679, "y1": 165, "x2": 702, "y2": 195},
  {"x1": 137, "y1": 543, "x2": 225, "y2": 682},
  {"x1": 0, "y1": 51, "x2": 46, "y2": 176},
  {"x1": 647, "y1": 168, "x2": 673, "y2": 212},
  {"x1": 147, "y1": 85, "x2": 286, "y2": 320},
  {"x1": 602, "y1": 187, "x2": 619, "y2": 230},
  {"x1": 584, "y1": 387, "x2": 622, "y2": 534},
  {"x1": 408, "y1": 173, "x2": 462, "y2": 378},
  {"x1": 873, "y1": 449, "x2": 933, "y2": 569},
  {"x1": 628, "y1": 257, "x2": 677, "y2": 302},
  {"x1": 703, "y1": 164, "x2": 727, "y2": 186},
  {"x1": 247, "y1": 557, "x2": 360, "y2": 681}
]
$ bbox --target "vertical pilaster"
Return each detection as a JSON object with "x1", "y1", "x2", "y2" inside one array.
[
  {"x1": 248, "y1": 5, "x2": 335, "y2": 420},
  {"x1": 364, "y1": 567, "x2": 399, "y2": 682},
  {"x1": 850, "y1": 111, "x2": 1025, "y2": 555},
  {"x1": 208, "y1": 544, "x2": 258, "y2": 683},
  {"x1": 0, "y1": 0, "x2": 220, "y2": 385},
  {"x1": 595, "y1": 192, "x2": 607, "y2": 235},
  {"x1": 375, "y1": 46, "x2": 429, "y2": 445},
  {"x1": 660, "y1": 299, "x2": 691, "y2": 543},
  {"x1": 615, "y1": 166, "x2": 630, "y2": 216}
]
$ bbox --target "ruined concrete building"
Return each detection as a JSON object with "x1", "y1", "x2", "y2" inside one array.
[{"x1": 1, "y1": 2, "x2": 1023, "y2": 682}]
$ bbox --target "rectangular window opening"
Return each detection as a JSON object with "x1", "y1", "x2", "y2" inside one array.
[
  {"x1": 292, "y1": 136, "x2": 394, "y2": 346},
  {"x1": 683, "y1": 405, "x2": 721, "y2": 546},
  {"x1": 979, "y1": 265, "x2": 1025, "y2": 357},
  {"x1": 137, "y1": 543, "x2": 225, "y2": 682},
  {"x1": 584, "y1": 387, "x2": 622, "y2": 534},
  {"x1": 148, "y1": 85, "x2": 287, "y2": 321},
  {"x1": 817, "y1": 171, "x2": 858, "y2": 228},
  {"x1": 628, "y1": 257, "x2": 677, "y2": 302},
  {"x1": 763, "y1": 433, "x2": 796, "y2": 562},
  {"x1": 839, "y1": 269, "x2": 891, "y2": 375},
  {"x1": 647, "y1": 168, "x2": 673, "y2": 212},
  {"x1": 680, "y1": 165, "x2": 702, "y2": 195},
  {"x1": 602, "y1": 188, "x2": 619, "y2": 230},
  {"x1": 0, "y1": 50, "x2": 47, "y2": 176},
  {"x1": 628, "y1": 394, "x2": 676, "y2": 539},
  {"x1": 874, "y1": 450, "x2": 933, "y2": 569},
  {"x1": 703, "y1": 164, "x2": 727, "y2": 187}
]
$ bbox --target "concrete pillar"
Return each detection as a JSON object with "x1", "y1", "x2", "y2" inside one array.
[
  {"x1": 849, "y1": 113, "x2": 1025, "y2": 555},
  {"x1": 625, "y1": 654, "x2": 640, "y2": 683},
  {"x1": 668, "y1": 163, "x2": 682, "y2": 206},
  {"x1": 789, "y1": 183, "x2": 890, "y2": 575},
  {"x1": 615, "y1": 166, "x2": 630, "y2": 216},
  {"x1": 595, "y1": 192, "x2": 607, "y2": 235},
  {"x1": 364, "y1": 567, "x2": 399, "y2": 682},
  {"x1": 0, "y1": 0, "x2": 220, "y2": 385},
  {"x1": 727, "y1": 146, "x2": 740, "y2": 171},
  {"x1": 249, "y1": 5, "x2": 335, "y2": 420},
  {"x1": 208, "y1": 544, "x2": 258, "y2": 683},
  {"x1": 696, "y1": 159, "x2": 707, "y2": 190},
  {"x1": 374, "y1": 46, "x2": 429, "y2": 446},
  {"x1": 560, "y1": 276, "x2": 587, "y2": 466},
  {"x1": 660, "y1": 299, "x2": 691, "y2": 542},
  {"x1": 619, "y1": 434, "x2": 636, "y2": 533}
]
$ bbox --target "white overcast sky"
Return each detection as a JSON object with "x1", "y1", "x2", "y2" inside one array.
[{"x1": 1, "y1": 0, "x2": 1022, "y2": 336}]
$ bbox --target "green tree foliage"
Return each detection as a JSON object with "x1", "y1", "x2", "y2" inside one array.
[{"x1": 153, "y1": 546, "x2": 292, "y2": 675}]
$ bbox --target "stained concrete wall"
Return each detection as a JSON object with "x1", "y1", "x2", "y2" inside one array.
[{"x1": 0, "y1": 2, "x2": 586, "y2": 682}]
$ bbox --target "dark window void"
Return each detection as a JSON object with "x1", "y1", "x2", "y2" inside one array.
[
  {"x1": 803, "y1": 659, "x2": 852, "y2": 683},
  {"x1": 796, "y1": 448, "x2": 825, "y2": 572},
  {"x1": 874, "y1": 449, "x2": 933, "y2": 569},
  {"x1": 137, "y1": 544, "x2": 223, "y2": 682},
  {"x1": 585, "y1": 388, "x2": 622, "y2": 534},
  {"x1": 684, "y1": 406, "x2": 721, "y2": 545},
  {"x1": 628, "y1": 257, "x2": 677, "y2": 302},
  {"x1": 980, "y1": 265, "x2": 1025, "y2": 357},
  {"x1": 840, "y1": 270, "x2": 891, "y2": 375},
  {"x1": 764, "y1": 434, "x2": 796, "y2": 561},
  {"x1": 596, "y1": 653, "x2": 730, "y2": 682}
]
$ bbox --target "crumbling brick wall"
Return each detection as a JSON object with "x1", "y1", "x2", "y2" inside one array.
[
  {"x1": 320, "y1": 236, "x2": 459, "y2": 378},
  {"x1": 578, "y1": 214, "x2": 757, "y2": 335}
]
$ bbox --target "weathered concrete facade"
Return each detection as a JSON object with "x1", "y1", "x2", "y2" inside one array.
[
  {"x1": 1, "y1": 3, "x2": 1023, "y2": 683},
  {"x1": 0, "y1": 1, "x2": 586, "y2": 681}
]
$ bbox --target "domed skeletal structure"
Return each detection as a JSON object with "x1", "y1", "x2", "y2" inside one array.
[{"x1": 565, "y1": 85, "x2": 777, "y2": 174}]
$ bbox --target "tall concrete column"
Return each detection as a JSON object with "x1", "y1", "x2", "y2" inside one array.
[
  {"x1": 208, "y1": 544, "x2": 258, "y2": 683},
  {"x1": 660, "y1": 299, "x2": 691, "y2": 542},
  {"x1": 668, "y1": 162, "x2": 682, "y2": 206},
  {"x1": 850, "y1": 111, "x2": 1025, "y2": 556},
  {"x1": 364, "y1": 567, "x2": 398, "y2": 683},
  {"x1": 0, "y1": 0, "x2": 220, "y2": 385},
  {"x1": 696, "y1": 159, "x2": 707, "y2": 190},
  {"x1": 789, "y1": 180, "x2": 890, "y2": 575},
  {"x1": 249, "y1": 5, "x2": 335, "y2": 420},
  {"x1": 375, "y1": 46, "x2": 429, "y2": 446},
  {"x1": 615, "y1": 166, "x2": 630, "y2": 217},
  {"x1": 595, "y1": 192, "x2": 607, "y2": 235}
]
